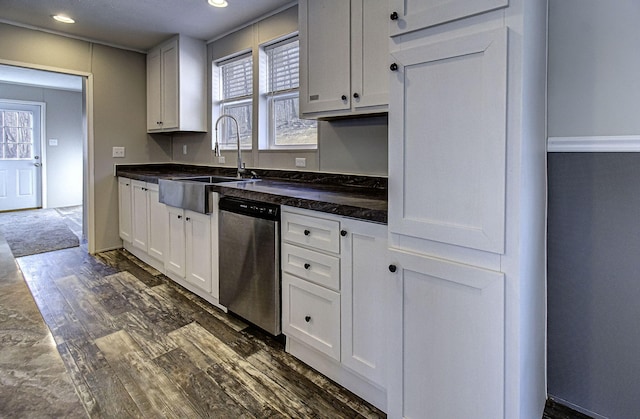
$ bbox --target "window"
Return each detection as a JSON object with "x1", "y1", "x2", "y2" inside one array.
[
  {"x1": 215, "y1": 54, "x2": 253, "y2": 149},
  {"x1": 265, "y1": 38, "x2": 316, "y2": 149},
  {"x1": 0, "y1": 109, "x2": 33, "y2": 159}
]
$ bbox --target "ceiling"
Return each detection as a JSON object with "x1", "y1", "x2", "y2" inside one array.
[{"x1": 0, "y1": 0, "x2": 296, "y2": 52}]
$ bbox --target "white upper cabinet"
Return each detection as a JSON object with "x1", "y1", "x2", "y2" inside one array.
[
  {"x1": 147, "y1": 35, "x2": 207, "y2": 133},
  {"x1": 388, "y1": 28, "x2": 507, "y2": 254},
  {"x1": 299, "y1": 0, "x2": 388, "y2": 118},
  {"x1": 388, "y1": 0, "x2": 508, "y2": 36}
]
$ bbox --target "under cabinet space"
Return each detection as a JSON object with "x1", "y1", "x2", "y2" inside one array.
[{"x1": 282, "y1": 273, "x2": 341, "y2": 361}]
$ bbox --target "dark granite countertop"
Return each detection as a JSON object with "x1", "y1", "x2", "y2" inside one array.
[{"x1": 115, "y1": 164, "x2": 387, "y2": 224}]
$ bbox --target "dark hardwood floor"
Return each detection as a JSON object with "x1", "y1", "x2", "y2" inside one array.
[
  {"x1": 0, "y1": 205, "x2": 592, "y2": 418},
  {"x1": 16, "y1": 246, "x2": 385, "y2": 418}
]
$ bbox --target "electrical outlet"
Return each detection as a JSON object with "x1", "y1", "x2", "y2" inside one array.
[
  {"x1": 182, "y1": 144, "x2": 188, "y2": 155},
  {"x1": 112, "y1": 146, "x2": 125, "y2": 158},
  {"x1": 218, "y1": 156, "x2": 226, "y2": 164},
  {"x1": 295, "y1": 157, "x2": 306, "y2": 168}
]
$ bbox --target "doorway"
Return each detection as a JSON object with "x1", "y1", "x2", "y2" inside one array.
[
  {"x1": 0, "y1": 101, "x2": 43, "y2": 211},
  {"x1": 0, "y1": 64, "x2": 87, "y2": 249}
]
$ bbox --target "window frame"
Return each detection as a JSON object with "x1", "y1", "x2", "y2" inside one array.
[
  {"x1": 261, "y1": 35, "x2": 317, "y2": 151},
  {"x1": 213, "y1": 52, "x2": 254, "y2": 151}
]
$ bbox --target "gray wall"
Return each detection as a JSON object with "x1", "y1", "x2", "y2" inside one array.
[
  {"x1": 548, "y1": 0, "x2": 640, "y2": 137},
  {"x1": 168, "y1": 5, "x2": 389, "y2": 176},
  {"x1": 0, "y1": 82, "x2": 83, "y2": 208},
  {"x1": 547, "y1": 1, "x2": 640, "y2": 417},
  {"x1": 0, "y1": 23, "x2": 170, "y2": 252}
]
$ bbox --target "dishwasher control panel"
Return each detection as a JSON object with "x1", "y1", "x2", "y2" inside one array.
[{"x1": 219, "y1": 196, "x2": 280, "y2": 221}]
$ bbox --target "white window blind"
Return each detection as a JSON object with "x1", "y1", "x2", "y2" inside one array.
[
  {"x1": 217, "y1": 53, "x2": 253, "y2": 149},
  {"x1": 265, "y1": 38, "x2": 316, "y2": 148},
  {"x1": 222, "y1": 55, "x2": 253, "y2": 100},
  {"x1": 267, "y1": 39, "x2": 299, "y2": 93}
]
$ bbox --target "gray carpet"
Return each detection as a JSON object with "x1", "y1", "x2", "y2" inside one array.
[{"x1": 0, "y1": 208, "x2": 80, "y2": 257}]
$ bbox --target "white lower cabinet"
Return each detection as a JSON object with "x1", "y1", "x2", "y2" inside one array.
[
  {"x1": 118, "y1": 177, "x2": 220, "y2": 306},
  {"x1": 118, "y1": 177, "x2": 132, "y2": 243},
  {"x1": 387, "y1": 249, "x2": 505, "y2": 419},
  {"x1": 121, "y1": 178, "x2": 167, "y2": 265},
  {"x1": 281, "y1": 206, "x2": 389, "y2": 411},
  {"x1": 165, "y1": 206, "x2": 187, "y2": 278},
  {"x1": 146, "y1": 184, "x2": 166, "y2": 262},
  {"x1": 282, "y1": 273, "x2": 341, "y2": 360},
  {"x1": 340, "y1": 218, "x2": 388, "y2": 388},
  {"x1": 131, "y1": 180, "x2": 150, "y2": 252},
  {"x1": 165, "y1": 207, "x2": 214, "y2": 295},
  {"x1": 185, "y1": 211, "x2": 212, "y2": 294}
]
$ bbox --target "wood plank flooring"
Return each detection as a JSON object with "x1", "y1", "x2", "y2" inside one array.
[{"x1": 16, "y1": 247, "x2": 385, "y2": 418}]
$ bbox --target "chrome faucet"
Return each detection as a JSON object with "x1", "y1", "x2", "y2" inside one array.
[{"x1": 214, "y1": 114, "x2": 246, "y2": 179}]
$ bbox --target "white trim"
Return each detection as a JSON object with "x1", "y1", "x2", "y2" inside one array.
[
  {"x1": 0, "y1": 19, "x2": 146, "y2": 54},
  {"x1": 547, "y1": 135, "x2": 640, "y2": 152},
  {"x1": 206, "y1": 1, "x2": 298, "y2": 44},
  {"x1": 1, "y1": 59, "x2": 95, "y2": 254}
]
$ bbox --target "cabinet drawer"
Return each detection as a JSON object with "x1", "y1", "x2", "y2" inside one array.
[
  {"x1": 281, "y1": 211, "x2": 340, "y2": 254},
  {"x1": 282, "y1": 273, "x2": 340, "y2": 360},
  {"x1": 282, "y1": 243, "x2": 340, "y2": 291}
]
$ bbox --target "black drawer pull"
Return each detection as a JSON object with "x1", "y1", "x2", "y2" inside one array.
[
  {"x1": 390, "y1": 11, "x2": 399, "y2": 20},
  {"x1": 389, "y1": 264, "x2": 397, "y2": 273},
  {"x1": 304, "y1": 263, "x2": 311, "y2": 270},
  {"x1": 305, "y1": 316, "x2": 311, "y2": 323},
  {"x1": 304, "y1": 229, "x2": 311, "y2": 236}
]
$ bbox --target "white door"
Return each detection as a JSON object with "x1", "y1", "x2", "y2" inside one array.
[{"x1": 0, "y1": 101, "x2": 43, "y2": 211}]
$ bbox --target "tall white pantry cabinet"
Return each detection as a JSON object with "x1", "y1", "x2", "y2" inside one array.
[{"x1": 386, "y1": 1, "x2": 547, "y2": 419}]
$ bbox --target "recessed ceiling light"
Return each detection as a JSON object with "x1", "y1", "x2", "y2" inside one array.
[
  {"x1": 52, "y1": 15, "x2": 75, "y2": 24},
  {"x1": 208, "y1": 0, "x2": 228, "y2": 7}
]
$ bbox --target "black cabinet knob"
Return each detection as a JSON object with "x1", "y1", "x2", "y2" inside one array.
[
  {"x1": 186, "y1": 217, "x2": 191, "y2": 221},
  {"x1": 389, "y1": 264, "x2": 397, "y2": 273},
  {"x1": 177, "y1": 215, "x2": 182, "y2": 219},
  {"x1": 340, "y1": 230, "x2": 347, "y2": 237},
  {"x1": 304, "y1": 263, "x2": 311, "y2": 270},
  {"x1": 390, "y1": 63, "x2": 398, "y2": 71},
  {"x1": 353, "y1": 93, "x2": 359, "y2": 99},
  {"x1": 341, "y1": 95, "x2": 347, "y2": 101},
  {"x1": 304, "y1": 229, "x2": 311, "y2": 236},
  {"x1": 305, "y1": 316, "x2": 311, "y2": 323},
  {"x1": 390, "y1": 11, "x2": 399, "y2": 20}
]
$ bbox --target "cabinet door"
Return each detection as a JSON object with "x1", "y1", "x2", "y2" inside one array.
[
  {"x1": 146, "y1": 48, "x2": 162, "y2": 131},
  {"x1": 118, "y1": 177, "x2": 132, "y2": 243},
  {"x1": 340, "y1": 218, "x2": 388, "y2": 388},
  {"x1": 131, "y1": 180, "x2": 148, "y2": 252},
  {"x1": 282, "y1": 273, "x2": 341, "y2": 360},
  {"x1": 351, "y1": 0, "x2": 388, "y2": 111},
  {"x1": 389, "y1": 0, "x2": 508, "y2": 36},
  {"x1": 185, "y1": 211, "x2": 212, "y2": 293},
  {"x1": 387, "y1": 249, "x2": 504, "y2": 419},
  {"x1": 160, "y1": 39, "x2": 179, "y2": 130},
  {"x1": 388, "y1": 28, "x2": 507, "y2": 253},
  {"x1": 165, "y1": 206, "x2": 186, "y2": 278},
  {"x1": 299, "y1": 0, "x2": 351, "y2": 115},
  {"x1": 147, "y1": 184, "x2": 167, "y2": 262}
]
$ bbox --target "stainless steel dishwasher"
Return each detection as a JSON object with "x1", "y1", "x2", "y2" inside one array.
[{"x1": 218, "y1": 196, "x2": 281, "y2": 335}]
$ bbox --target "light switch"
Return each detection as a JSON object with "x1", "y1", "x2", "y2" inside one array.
[
  {"x1": 112, "y1": 146, "x2": 125, "y2": 158},
  {"x1": 295, "y1": 157, "x2": 307, "y2": 168},
  {"x1": 48, "y1": 139, "x2": 58, "y2": 146}
]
